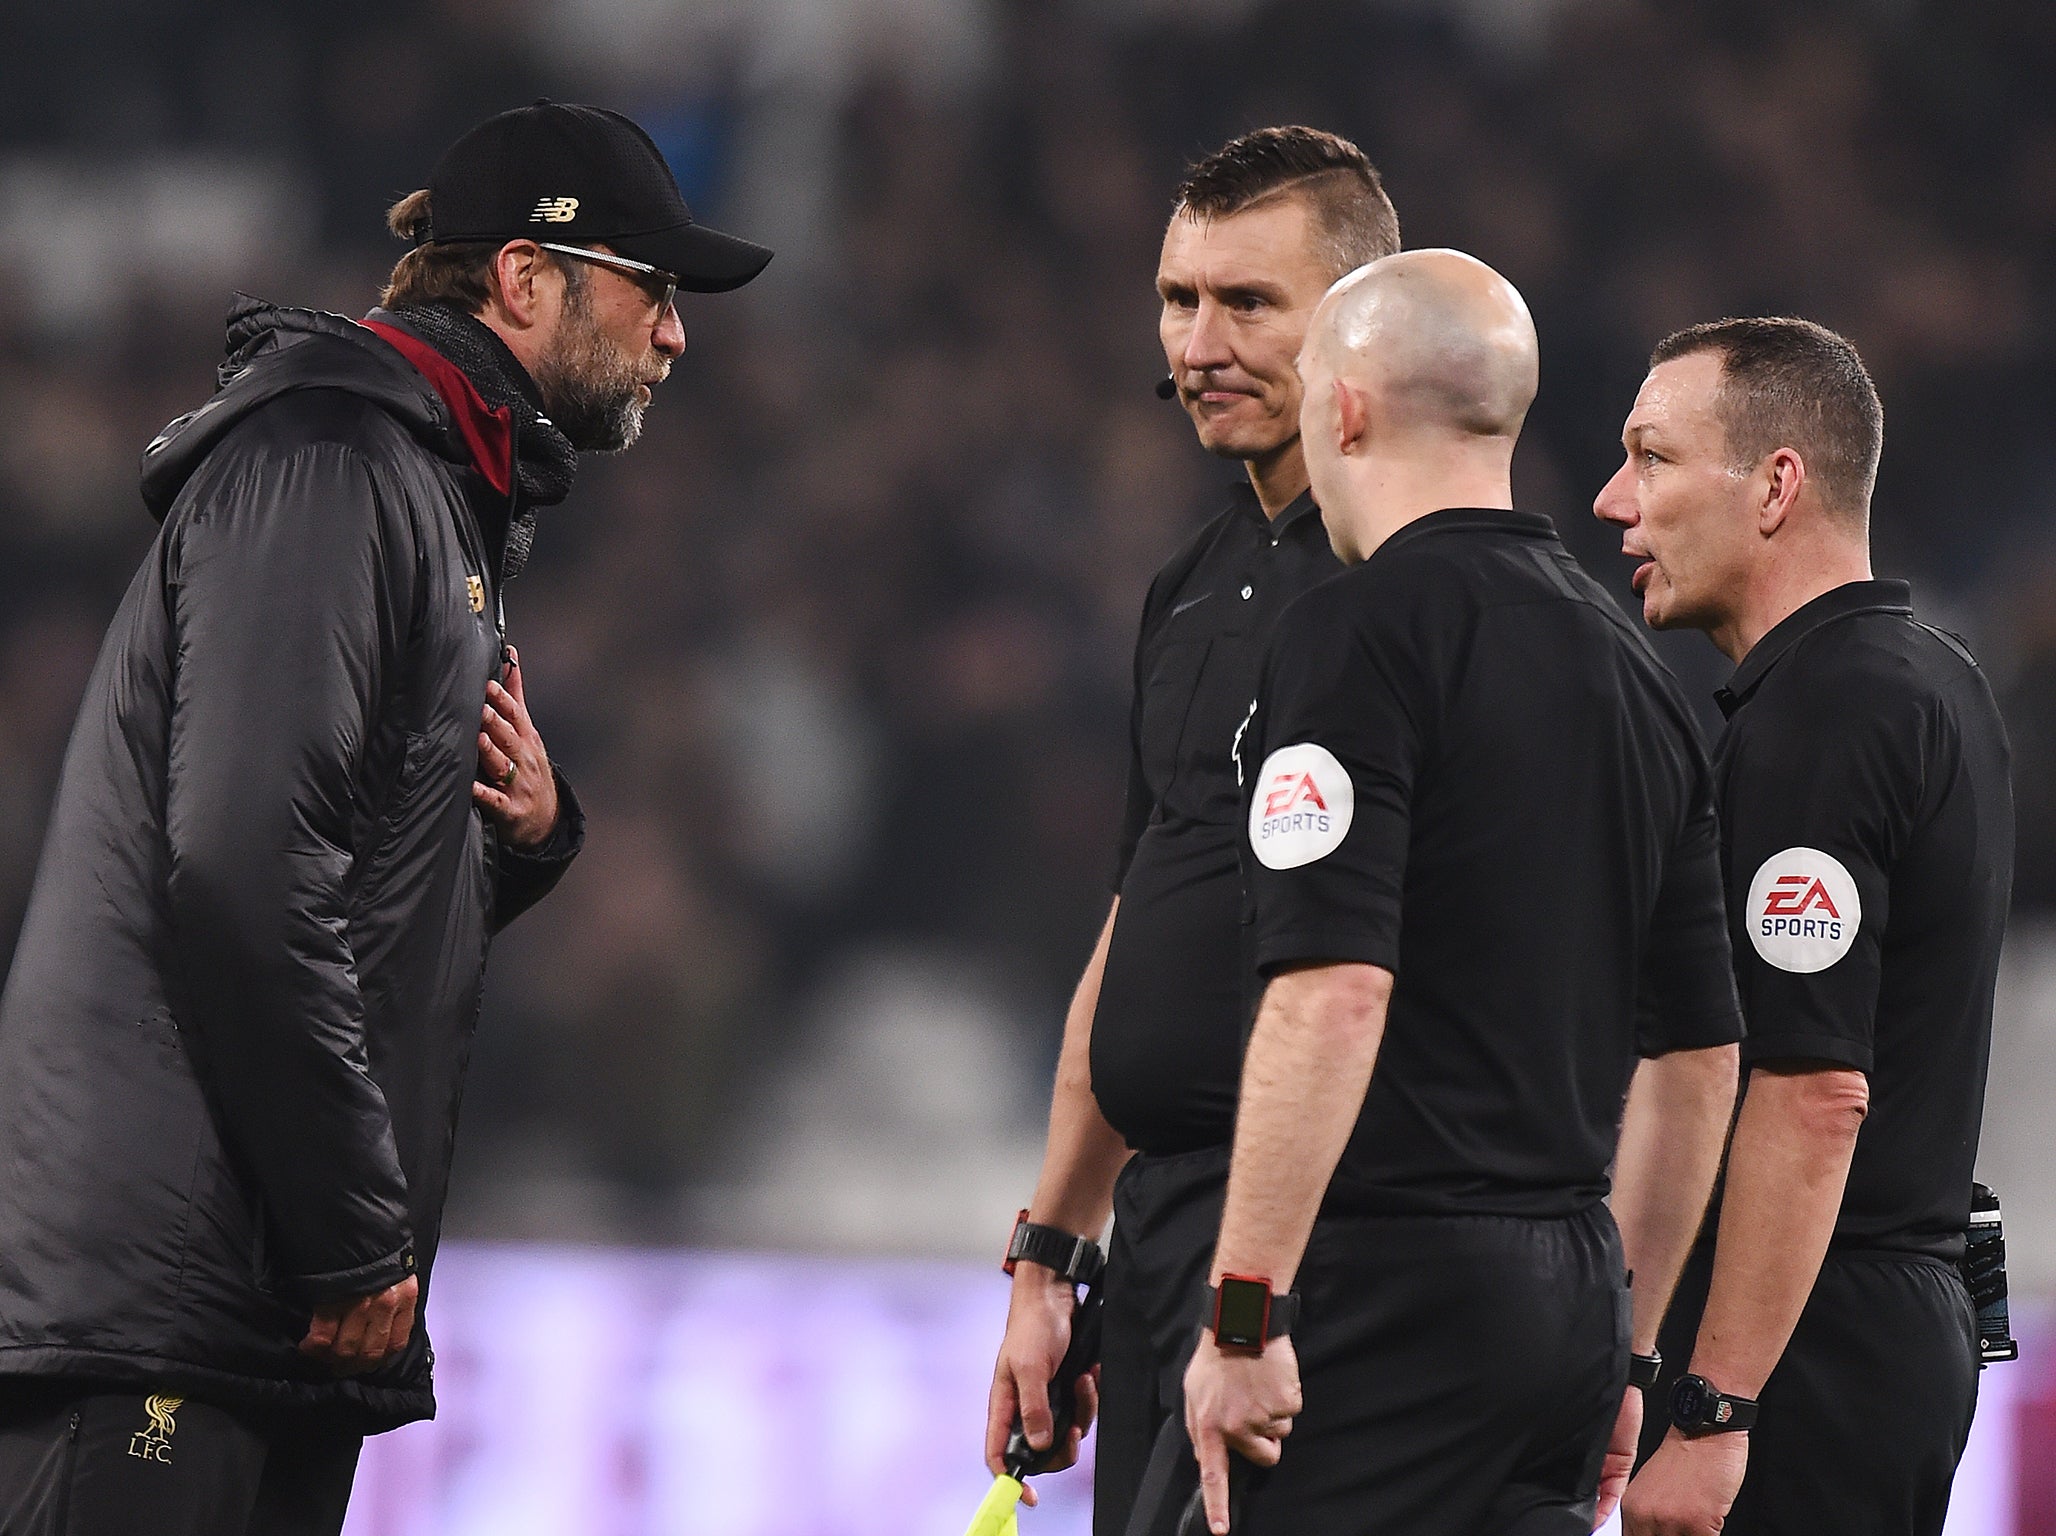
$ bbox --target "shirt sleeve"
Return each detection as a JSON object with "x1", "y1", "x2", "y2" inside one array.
[
  {"x1": 1636, "y1": 747, "x2": 1746, "y2": 1055},
  {"x1": 1723, "y1": 672, "x2": 1925, "y2": 1073},
  {"x1": 1248, "y1": 578, "x2": 1427, "y2": 976}
]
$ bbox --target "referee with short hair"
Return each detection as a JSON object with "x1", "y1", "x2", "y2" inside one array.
[
  {"x1": 1179, "y1": 249, "x2": 1744, "y2": 1535},
  {"x1": 983, "y1": 127, "x2": 1402, "y2": 1534},
  {"x1": 1598, "y1": 318, "x2": 2011, "y2": 1536}
]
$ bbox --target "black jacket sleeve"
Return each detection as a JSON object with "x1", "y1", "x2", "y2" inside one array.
[
  {"x1": 163, "y1": 436, "x2": 414, "y2": 1300},
  {"x1": 492, "y1": 762, "x2": 585, "y2": 931}
]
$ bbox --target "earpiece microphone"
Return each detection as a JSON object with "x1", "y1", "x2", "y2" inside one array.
[{"x1": 1155, "y1": 375, "x2": 1178, "y2": 400}]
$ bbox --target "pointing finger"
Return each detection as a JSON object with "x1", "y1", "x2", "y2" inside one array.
[{"x1": 1194, "y1": 1425, "x2": 1232, "y2": 1536}]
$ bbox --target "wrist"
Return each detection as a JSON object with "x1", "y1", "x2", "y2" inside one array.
[
  {"x1": 506, "y1": 816, "x2": 558, "y2": 852},
  {"x1": 1009, "y1": 1258, "x2": 1079, "y2": 1293}
]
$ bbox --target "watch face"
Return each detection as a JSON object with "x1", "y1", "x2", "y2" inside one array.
[
  {"x1": 1215, "y1": 1279, "x2": 1270, "y2": 1348},
  {"x1": 1670, "y1": 1375, "x2": 1708, "y2": 1425}
]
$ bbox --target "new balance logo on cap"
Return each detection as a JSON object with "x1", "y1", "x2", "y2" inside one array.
[{"x1": 530, "y1": 197, "x2": 579, "y2": 223}]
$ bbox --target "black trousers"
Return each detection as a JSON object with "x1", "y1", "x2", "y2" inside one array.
[
  {"x1": 1094, "y1": 1144, "x2": 1234, "y2": 1536},
  {"x1": 1644, "y1": 1246, "x2": 1980, "y2": 1536},
  {"x1": 0, "y1": 1384, "x2": 361, "y2": 1536},
  {"x1": 1095, "y1": 1148, "x2": 1628, "y2": 1536}
]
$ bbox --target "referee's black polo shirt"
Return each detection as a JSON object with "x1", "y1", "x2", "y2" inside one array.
[
  {"x1": 1239, "y1": 507, "x2": 1743, "y2": 1219},
  {"x1": 1091, "y1": 484, "x2": 1342, "y2": 1155},
  {"x1": 1712, "y1": 580, "x2": 2012, "y2": 1261}
]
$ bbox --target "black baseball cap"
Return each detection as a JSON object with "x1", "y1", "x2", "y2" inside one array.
[{"x1": 422, "y1": 100, "x2": 773, "y2": 293}]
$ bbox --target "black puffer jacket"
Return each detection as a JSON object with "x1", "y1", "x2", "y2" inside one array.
[{"x1": 0, "y1": 298, "x2": 582, "y2": 1430}]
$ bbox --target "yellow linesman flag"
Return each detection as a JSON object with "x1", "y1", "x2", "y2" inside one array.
[
  {"x1": 959, "y1": 1282, "x2": 1103, "y2": 1535},
  {"x1": 960, "y1": 1472, "x2": 1026, "y2": 1536}
]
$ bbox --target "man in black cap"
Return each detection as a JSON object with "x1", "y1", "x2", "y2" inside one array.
[{"x1": 0, "y1": 101, "x2": 769, "y2": 1535}]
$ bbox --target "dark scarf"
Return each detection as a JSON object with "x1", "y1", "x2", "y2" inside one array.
[{"x1": 386, "y1": 301, "x2": 579, "y2": 582}]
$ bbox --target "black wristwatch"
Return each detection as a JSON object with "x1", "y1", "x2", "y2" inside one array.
[
  {"x1": 1003, "y1": 1210, "x2": 1106, "y2": 1286},
  {"x1": 1206, "y1": 1275, "x2": 1301, "y2": 1354},
  {"x1": 1627, "y1": 1349, "x2": 1662, "y2": 1390},
  {"x1": 1669, "y1": 1373, "x2": 1757, "y2": 1435}
]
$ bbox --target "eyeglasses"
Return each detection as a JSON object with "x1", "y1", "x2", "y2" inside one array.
[{"x1": 536, "y1": 242, "x2": 679, "y2": 316}]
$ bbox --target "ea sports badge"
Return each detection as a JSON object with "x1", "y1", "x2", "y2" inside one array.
[
  {"x1": 1746, "y1": 846, "x2": 1862, "y2": 973},
  {"x1": 1249, "y1": 742, "x2": 1353, "y2": 869}
]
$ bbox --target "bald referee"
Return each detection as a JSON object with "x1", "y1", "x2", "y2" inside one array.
[{"x1": 1180, "y1": 251, "x2": 1742, "y2": 1535}]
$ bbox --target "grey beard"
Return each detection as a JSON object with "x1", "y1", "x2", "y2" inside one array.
[
  {"x1": 534, "y1": 289, "x2": 651, "y2": 453},
  {"x1": 538, "y1": 363, "x2": 647, "y2": 452}
]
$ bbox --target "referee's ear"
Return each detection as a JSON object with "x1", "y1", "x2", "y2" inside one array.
[
  {"x1": 1332, "y1": 378, "x2": 1370, "y2": 456},
  {"x1": 1756, "y1": 446, "x2": 1808, "y2": 535}
]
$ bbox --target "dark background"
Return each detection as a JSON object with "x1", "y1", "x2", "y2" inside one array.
[{"x1": 2, "y1": 0, "x2": 2052, "y2": 1250}]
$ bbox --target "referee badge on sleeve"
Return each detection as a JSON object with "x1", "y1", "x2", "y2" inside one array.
[
  {"x1": 1249, "y1": 742, "x2": 1354, "y2": 869},
  {"x1": 1746, "y1": 847, "x2": 1862, "y2": 972}
]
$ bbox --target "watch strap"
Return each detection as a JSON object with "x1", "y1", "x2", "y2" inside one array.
[
  {"x1": 1004, "y1": 1211, "x2": 1106, "y2": 1286},
  {"x1": 1628, "y1": 1349, "x2": 1662, "y2": 1390}
]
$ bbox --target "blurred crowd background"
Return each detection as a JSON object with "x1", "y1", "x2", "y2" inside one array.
[{"x1": 4, "y1": 0, "x2": 2056, "y2": 1267}]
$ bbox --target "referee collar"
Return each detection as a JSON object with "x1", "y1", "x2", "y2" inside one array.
[
  {"x1": 1373, "y1": 505, "x2": 1559, "y2": 562},
  {"x1": 1230, "y1": 481, "x2": 1324, "y2": 544},
  {"x1": 1716, "y1": 578, "x2": 1915, "y2": 718}
]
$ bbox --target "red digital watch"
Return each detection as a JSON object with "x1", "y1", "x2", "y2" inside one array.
[{"x1": 1208, "y1": 1273, "x2": 1301, "y2": 1353}]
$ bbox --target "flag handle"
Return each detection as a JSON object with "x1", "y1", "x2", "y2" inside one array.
[{"x1": 1003, "y1": 1281, "x2": 1105, "y2": 1479}]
